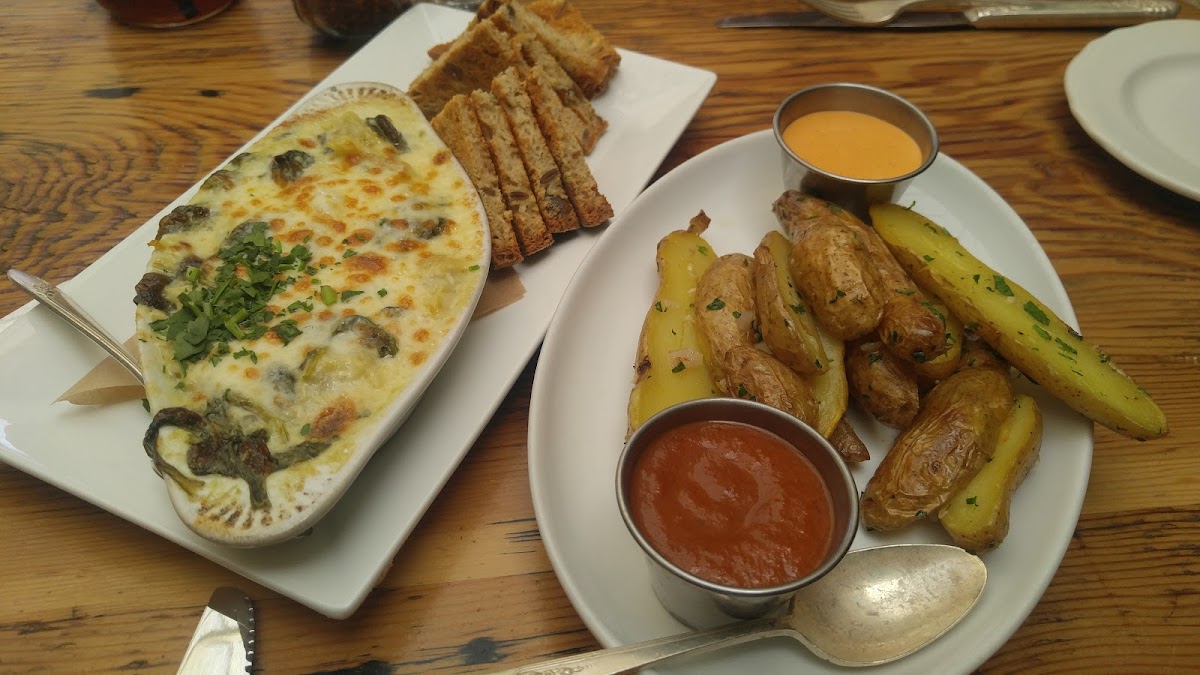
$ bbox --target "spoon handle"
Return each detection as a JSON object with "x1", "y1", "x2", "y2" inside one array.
[
  {"x1": 492, "y1": 615, "x2": 792, "y2": 675},
  {"x1": 6, "y1": 269, "x2": 144, "y2": 384}
]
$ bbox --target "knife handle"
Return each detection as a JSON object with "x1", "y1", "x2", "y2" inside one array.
[{"x1": 967, "y1": 0, "x2": 1180, "y2": 28}]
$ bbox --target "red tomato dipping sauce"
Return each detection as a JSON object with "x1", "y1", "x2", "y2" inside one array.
[{"x1": 628, "y1": 420, "x2": 835, "y2": 589}]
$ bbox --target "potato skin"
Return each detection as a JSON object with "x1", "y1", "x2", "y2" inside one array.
[
  {"x1": 940, "y1": 394, "x2": 1043, "y2": 552},
  {"x1": 774, "y1": 191, "x2": 885, "y2": 341},
  {"x1": 626, "y1": 229, "x2": 719, "y2": 436},
  {"x1": 871, "y1": 202, "x2": 1167, "y2": 441},
  {"x1": 694, "y1": 253, "x2": 758, "y2": 393},
  {"x1": 910, "y1": 301, "x2": 963, "y2": 386},
  {"x1": 723, "y1": 345, "x2": 819, "y2": 428},
  {"x1": 860, "y1": 366, "x2": 1015, "y2": 531},
  {"x1": 845, "y1": 338, "x2": 920, "y2": 429},
  {"x1": 829, "y1": 417, "x2": 870, "y2": 463},
  {"x1": 754, "y1": 231, "x2": 828, "y2": 376}
]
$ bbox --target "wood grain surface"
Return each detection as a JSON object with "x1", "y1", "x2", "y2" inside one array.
[{"x1": 2, "y1": 1, "x2": 1198, "y2": 672}]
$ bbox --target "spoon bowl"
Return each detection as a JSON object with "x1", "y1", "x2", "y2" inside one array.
[{"x1": 493, "y1": 544, "x2": 986, "y2": 674}]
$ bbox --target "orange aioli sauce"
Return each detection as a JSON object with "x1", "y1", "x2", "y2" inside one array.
[
  {"x1": 629, "y1": 420, "x2": 835, "y2": 589},
  {"x1": 783, "y1": 110, "x2": 922, "y2": 180}
]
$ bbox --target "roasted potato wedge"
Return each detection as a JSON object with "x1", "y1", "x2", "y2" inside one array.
[
  {"x1": 754, "y1": 230, "x2": 828, "y2": 376},
  {"x1": 910, "y1": 300, "x2": 963, "y2": 386},
  {"x1": 829, "y1": 417, "x2": 870, "y2": 463},
  {"x1": 626, "y1": 228, "x2": 720, "y2": 435},
  {"x1": 860, "y1": 366, "x2": 1015, "y2": 531},
  {"x1": 871, "y1": 203, "x2": 1167, "y2": 440},
  {"x1": 940, "y1": 394, "x2": 1043, "y2": 552},
  {"x1": 773, "y1": 191, "x2": 885, "y2": 340},
  {"x1": 808, "y1": 324, "x2": 849, "y2": 438},
  {"x1": 724, "y1": 345, "x2": 819, "y2": 428},
  {"x1": 805, "y1": 325, "x2": 868, "y2": 462},
  {"x1": 845, "y1": 338, "x2": 920, "y2": 430},
  {"x1": 694, "y1": 253, "x2": 758, "y2": 392}
]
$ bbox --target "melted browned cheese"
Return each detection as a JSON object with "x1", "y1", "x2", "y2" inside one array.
[{"x1": 135, "y1": 89, "x2": 487, "y2": 544}]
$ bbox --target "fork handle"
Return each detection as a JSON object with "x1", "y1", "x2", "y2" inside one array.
[
  {"x1": 967, "y1": 0, "x2": 1180, "y2": 28},
  {"x1": 6, "y1": 269, "x2": 144, "y2": 384}
]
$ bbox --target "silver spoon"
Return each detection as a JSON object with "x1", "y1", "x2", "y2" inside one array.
[
  {"x1": 6, "y1": 268, "x2": 143, "y2": 384},
  {"x1": 493, "y1": 544, "x2": 986, "y2": 674}
]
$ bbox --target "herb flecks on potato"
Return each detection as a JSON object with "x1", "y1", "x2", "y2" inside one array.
[
  {"x1": 941, "y1": 394, "x2": 1043, "y2": 552},
  {"x1": 625, "y1": 215, "x2": 720, "y2": 436},
  {"x1": 870, "y1": 203, "x2": 1167, "y2": 441}
]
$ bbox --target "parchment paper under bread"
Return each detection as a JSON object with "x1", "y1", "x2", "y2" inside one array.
[{"x1": 58, "y1": 269, "x2": 526, "y2": 405}]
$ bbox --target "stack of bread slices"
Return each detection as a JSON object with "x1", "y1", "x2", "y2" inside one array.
[{"x1": 410, "y1": 0, "x2": 620, "y2": 268}]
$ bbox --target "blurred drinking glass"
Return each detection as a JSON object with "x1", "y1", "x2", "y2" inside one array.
[{"x1": 96, "y1": 0, "x2": 234, "y2": 28}]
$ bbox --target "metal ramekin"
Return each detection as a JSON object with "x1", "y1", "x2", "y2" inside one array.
[
  {"x1": 617, "y1": 398, "x2": 859, "y2": 629},
  {"x1": 773, "y1": 82, "x2": 939, "y2": 219}
]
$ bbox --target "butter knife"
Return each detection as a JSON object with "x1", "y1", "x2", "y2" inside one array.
[
  {"x1": 717, "y1": 1, "x2": 1181, "y2": 28},
  {"x1": 177, "y1": 587, "x2": 256, "y2": 675}
]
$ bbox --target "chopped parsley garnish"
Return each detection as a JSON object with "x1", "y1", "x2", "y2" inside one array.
[
  {"x1": 790, "y1": 303, "x2": 806, "y2": 314},
  {"x1": 966, "y1": 496, "x2": 978, "y2": 506},
  {"x1": 706, "y1": 298, "x2": 726, "y2": 311},
  {"x1": 922, "y1": 255, "x2": 934, "y2": 263},
  {"x1": 300, "y1": 423, "x2": 311, "y2": 437},
  {"x1": 1054, "y1": 337, "x2": 1078, "y2": 355},
  {"x1": 654, "y1": 301, "x2": 665, "y2": 312},
  {"x1": 320, "y1": 285, "x2": 338, "y2": 306},
  {"x1": 468, "y1": 264, "x2": 481, "y2": 271},
  {"x1": 993, "y1": 275, "x2": 1014, "y2": 297},
  {"x1": 671, "y1": 362, "x2": 686, "y2": 373},
  {"x1": 1024, "y1": 301, "x2": 1050, "y2": 325},
  {"x1": 342, "y1": 249, "x2": 358, "y2": 258},
  {"x1": 340, "y1": 290, "x2": 364, "y2": 302},
  {"x1": 377, "y1": 289, "x2": 388, "y2": 298},
  {"x1": 895, "y1": 289, "x2": 916, "y2": 296},
  {"x1": 1033, "y1": 324, "x2": 1052, "y2": 341},
  {"x1": 149, "y1": 221, "x2": 311, "y2": 368}
]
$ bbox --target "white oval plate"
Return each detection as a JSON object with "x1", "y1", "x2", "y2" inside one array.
[
  {"x1": 1065, "y1": 19, "x2": 1200, "y2": 201},
  {"x1": 529, "y1": 130, "x2": 1094, "y2": 674}
]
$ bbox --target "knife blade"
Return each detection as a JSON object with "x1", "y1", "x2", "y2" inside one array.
[
  {"x1": 717, "y1": 1, "x2": 1180, "y2": 29},
  {"x1": 177, "y1": 587, "x2": 256, "y2": 675}
]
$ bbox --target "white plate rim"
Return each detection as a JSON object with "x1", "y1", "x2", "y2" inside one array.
[
  {"x1": 1064, "y1": 19, "x2": 1200, "y2": 201},
  {"x1": 0, "y1": 4, "x2": 716, "y2": 618},
  {"x1": 529, "y1": 129, "x2": 1094, "y2": 674}
]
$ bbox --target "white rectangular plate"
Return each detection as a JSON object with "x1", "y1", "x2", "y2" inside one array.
[{"x1": 0, "y1": 4, "x2": 716, "y2": 618}]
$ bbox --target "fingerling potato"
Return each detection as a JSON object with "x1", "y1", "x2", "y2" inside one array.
[
  {"x1": 626, "y1": 225, "x2": 720, "y2": 435},
  {"x1": 845, "y1": 338, "x2": 920, "y2": 430},
  {"x1": 860, "y1": 366, "x2": 1015, "y2": 531},
  {"x1": 808, "y1": 323, "x2": 849, "y2": 437},
  {"x1": 871, "y1": 203, "x2": 1167, "y2": 441},
  {"x1": 724, "y1": 345, "x2": 819, "y2": 428},
  {"x1": 829, "y1": 417, "x2": 870, "y2": 463},
  {"x1": 940, "y1": 394, "x2": 1043, "y2": 552},
  {"x1": 910, "y1": 300, "x2": 963, "y2": 386},
  {"x1": 754, "y1": 230, "x2": 828, "y2": 375},
  {"x1": 694, "y1": 253, "x2": 758, "y2": 393}
]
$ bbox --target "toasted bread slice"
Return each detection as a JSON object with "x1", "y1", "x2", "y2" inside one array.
[
  {"x1": 470, "y1": 89, "x2": 553, "y2": 257},
  {"x1": 525, "y1": 66, "x2": 612, "y2": 227},
  {"x1": 409, "y1": 17, "x2": 520, "y2": 120},
  {"x1": 520, "y1": 0, "x2": 620, "y2": 98},
  {"x1": 491, "y1": 67, "x2": 580, "y2": 234},
  {"x1": 515, "y1": 34, "x2": 606, "y2": 154},
  {"x1": 431, "y1": 94, "x2": 523, "y2": 268},
  {"x1": 444, "y1": 0, "x2": 618, "y2": 99}
]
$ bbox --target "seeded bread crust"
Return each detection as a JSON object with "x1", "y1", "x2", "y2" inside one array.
[
  {"x1": 470, "y1": 89, "x2": 553, "y2": 257},
  {"x1": 431, "y1": 94, "x2": 523, "y2": 268},
  {"x1": 408, "y1": 18, "x2": 518, "y2": 120},
  {"x1": 525, "y1": 66, "x2": 612, "y2": 227},
  {"x1": 515, "y1": 34, "x2": 606, "y2": 154},
  {"x1": 491, "y1": 67, "x2": 580, "y2": 234}
]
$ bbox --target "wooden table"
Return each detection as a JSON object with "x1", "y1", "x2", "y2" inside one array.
[{"x1": 2, "y1": 1, "x2": 1198, "y2": 672}]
